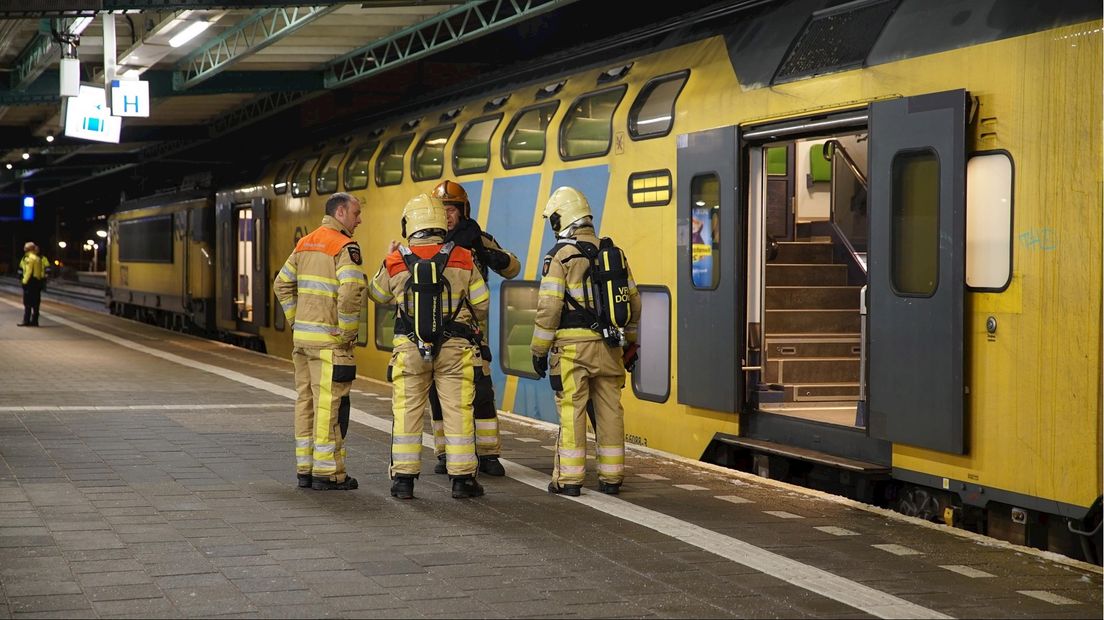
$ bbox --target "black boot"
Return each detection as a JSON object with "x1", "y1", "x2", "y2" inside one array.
[
  {"x1": 451, "y1": 476, "x2": 484, "y2": 499},
  {"x1": 598, "y1": 481, "x2": 621, "y2": 495},
  {"x1": 311, "y1": 475, "x2": 358, "y2": 491},
  {"x1": 478, "y1": 455, "x2": 505, "y2": 476},
  {"x1": 433, "y1": 454, "x2": 447, "y2": 475},
  {"x1": 547, "y1": 482, "x2": 581, "y2": 497},
  {"x1": 390, "y1": 475, "x2": 415, "y2": 499},
  {"x1": 297, "y1": 473, "x2": 312, "y2": 488}
]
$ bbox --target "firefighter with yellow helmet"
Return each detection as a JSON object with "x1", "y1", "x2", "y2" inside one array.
[
  {"x1": 273, "y1": 192, "x2": 367, "y2": 491},
  {"x1": 368, "y1": 193, "x2": 490, "y2": 499},
  {"x1": 532, "y1": 187, "x2": 641, "y2": 496},
  {"x1": 426, "y1": 180, "x2": 520, "y2": 477}
]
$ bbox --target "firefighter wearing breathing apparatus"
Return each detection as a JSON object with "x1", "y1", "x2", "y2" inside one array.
[
  {"x1": 531, "y1": 186, "x2": 642, "y2": 497},
  {"x1": 368, "y1": 193, "x2": 490, "y2": 500},
  {"x1": 427, "y1": 180, "x2": 520, "y2": 478}
]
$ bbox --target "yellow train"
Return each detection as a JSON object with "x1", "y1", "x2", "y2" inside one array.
[{"x1": 110, "y1": 2, "x2": 1103, "y2": 561}]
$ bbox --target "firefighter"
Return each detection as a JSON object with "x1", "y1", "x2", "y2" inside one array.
[
  {"x1": 273, "y1": 192, "x2": 367, "y2": 491},
  {"x1": 426, "y1": 180, "x2": 520, "y2": 477},
  {"x1": 368, "y1": 193, "x2": 490, "y2": 500},
  {"x1": 531, "y1": 187, "x2": 641, "y2": 496},
  {"x1": 18, "y1": 242, "x2": 47, "y2": 327}
]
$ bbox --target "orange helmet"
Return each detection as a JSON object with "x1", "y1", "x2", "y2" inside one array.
[{"x1": 431, "y1": 180, "x2": 470, "y2": 219}]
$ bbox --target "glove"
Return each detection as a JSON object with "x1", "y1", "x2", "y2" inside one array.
[
  {"x1": 532, "y1": 354, "x2": 548, "y2": 379},
  {"x1": 477, "y1": 247, "x2": 511, "y2": 272},
  {"x1": 622, "y1": 343, "x2": 640, "y2": 372},
  {"x1": 446, "y1": 218, "x2": 484, "y2": 250}
]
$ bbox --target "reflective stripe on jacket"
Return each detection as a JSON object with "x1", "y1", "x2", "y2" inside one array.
[
  {"x1": 531, "y1": 227, "x2": 641, "y2": 357},
  {"x1": 273, "y1": 216, "x2": 367, "y2": 348},
  {"x1": 367, "y1": 235, "x2": 489, "y2": 347}
]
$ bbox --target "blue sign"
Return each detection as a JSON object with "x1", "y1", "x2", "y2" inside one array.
[{"x1": 21, "y1": 195, "x2": 34, "y2": 222}]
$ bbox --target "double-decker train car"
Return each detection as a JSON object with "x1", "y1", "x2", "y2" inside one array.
[
  {"x1": 106, "y1": 189, "x2": 216, "y2": 334},
  {"x1": 117, "y1": 0, "x2": 1103, "y2": 561}
]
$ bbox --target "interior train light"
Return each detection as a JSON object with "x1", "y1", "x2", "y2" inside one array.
[
  {"x1": 21, "y1": 152, "x2": 30, "y2": 160},
  {"x1": 96, "y1": 230, "x2": 107, "y2": 238},
  {"x1": 58, "y1": 241, "x2": 67, "y2": 249},
  {"x1": 4, "y1": 163, "x2": 11, "y2": 170}
]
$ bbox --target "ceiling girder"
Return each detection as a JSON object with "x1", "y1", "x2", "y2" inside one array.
[
  {"x1": 0, "y1": 1, "x2": 347, "y2": 18},
  {"x1": 173, "y1": 5, "x2": 339, "y2": 91},
  {"x1": 324, "y1": 0, "x2": 579, "y2": 89}
]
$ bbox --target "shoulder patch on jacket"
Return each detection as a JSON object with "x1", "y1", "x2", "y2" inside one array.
[
  {"x1": 347, "y1": 244, "x2": 362, "y2": 265},
  {"x1": 542, "y1": 255, "x2": 552, "y2": 276}
]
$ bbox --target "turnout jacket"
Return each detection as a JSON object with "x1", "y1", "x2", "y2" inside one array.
[
  {"x1": 367, "y1": 235, "x2": 491, "y2": 347},
  {"x1": 531, "y1": 226, "x2": 641, "y2": 358},
  {"x1": 19, "y1": 252, "x2": 47, "y2": 285},
  {"x1": 273, "y1": 216, "x2": 367, "y2": 348}
]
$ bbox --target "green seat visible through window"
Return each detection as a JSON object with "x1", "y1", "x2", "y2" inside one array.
[
  {"x1": 809, "y1": 143, "x2": 832, "y2": 183},
  {"x1": 767, "y1": 146, "x2": 787, "y2": 176}
]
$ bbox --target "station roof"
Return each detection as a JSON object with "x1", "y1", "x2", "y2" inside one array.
[{"x1": 0, "y1": 0, "x2": 737, "y2": 207}]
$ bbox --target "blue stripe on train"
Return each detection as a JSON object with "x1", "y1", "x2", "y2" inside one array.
[
  {"x1": 464, "y1": 180, "x2": 484, "y2": 222},
  {"x1": 483, "y1": 174, "x2": 545, "y2": 418},
  {"x1": 507, "y1": 165, "x2": 611, "y2": 423}
]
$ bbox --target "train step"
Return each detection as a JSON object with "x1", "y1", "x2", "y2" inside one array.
[
  {"x1": 764, "y1": 356, "x2": 859, "y2": 384},
  {"x1": 766, "y1": 264, "x2": 848, "y2": 286},
  {"x1": 714, "y1": 435, "x2": 890, "y2": 475},
  {"x1": 765, "y1": 335, "x2": 861, "y2": 359},
  {"x1": 765, "y1": 309, "x2": 860, "y2": 334},
  {"x1": 766, "y1": 286, "x2": 861, "y2": 310},
  {"x1": 770, "y1": 240, "x2": 834, "y2": 264}
]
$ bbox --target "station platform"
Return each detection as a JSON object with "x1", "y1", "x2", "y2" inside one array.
[{"x1": 0, "y1": 293, "x2": 1100, "y2": 619}]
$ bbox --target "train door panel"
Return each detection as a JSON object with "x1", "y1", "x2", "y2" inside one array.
[
  {"x1": 215, "y1": 199, "x2": 235, "y2": 327},
  {"x1": 250, "y1": 197, "x2": 269, "y2": 329},
  {"x1": 867, "y1": 89, "x2": 966, "y2": 454},
  {"x1": 676, "y1": 126, "x2": 744, "y2": 413}
]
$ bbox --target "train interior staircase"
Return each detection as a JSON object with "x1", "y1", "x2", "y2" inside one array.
[{"x1": 758, "y1": 234, "x2": 864, "y2": 428}]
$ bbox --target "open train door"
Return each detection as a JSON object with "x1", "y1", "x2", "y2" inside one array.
[
  {"x1": 676, "y1": 126, "x2": 744, "y2": 412},
  {"x1": 215, "y1": 196, "x2": 235, "y2": 329},
  {"x1": 250, "y1": 197, "x2": 269, "y2": 329},
  {"x1": 867, "y1": 90, "x2": 966, "y2": 454}
]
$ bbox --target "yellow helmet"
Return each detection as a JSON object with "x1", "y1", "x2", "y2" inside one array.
[
  {"x1": 542, "y1": 186, "x2": 592, "y2": 234},
  {"x1": 401, "y1": 193, "x2": 448, "y2": 238}
]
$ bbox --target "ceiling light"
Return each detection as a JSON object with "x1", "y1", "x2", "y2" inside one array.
[
  {"x1": 58, "y1": 241, "x2": 67, "y2": 249},
  {"x1": 4, "y1": 163, "x2": 11, "y2": 170},
  {"x1": 68, "y1": 16, "x2": 94, "y2": 36},
  {"x1": 169, "y1": 21, "x2": 211, "y2": 48},
  {"x1": 21, "y1": 152, "x2": 30, "y2": 160},
  {"x1": 96, "y1": 230, "x2": 108, "y2": 238},
  {"x1": 45, "y1": 134, "x2": 54, "y2": 143}
]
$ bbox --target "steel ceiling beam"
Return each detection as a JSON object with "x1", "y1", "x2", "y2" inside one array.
[
  {"x1": 324, "y1": 0, "x2": 578, "y2": 89},
  {"x1": 0, "y1": 2, "x2": 346, "y2": 18},
  {"x1": 11, "y1": 30, "x2": 57, "y2": 92},
  {"x1": 173, "y1": 6, "x2": 339, "y2": 91}
]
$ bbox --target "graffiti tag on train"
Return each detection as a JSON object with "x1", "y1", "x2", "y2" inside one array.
[{"x1": 1018, "y1": 227, "x2": 1057, "y2": 251}]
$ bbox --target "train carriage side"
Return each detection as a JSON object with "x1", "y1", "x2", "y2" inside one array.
[
  {"x1": 107, "y1": 192, "x2": 215, "y2": 333},
  {"x1": 221, "y1": 7, "x2": 1101, "y2": 559}
]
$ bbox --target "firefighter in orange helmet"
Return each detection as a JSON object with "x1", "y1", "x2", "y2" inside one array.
[{"x1": 425, "y1": 180, "x2": 520, "y2": 477}]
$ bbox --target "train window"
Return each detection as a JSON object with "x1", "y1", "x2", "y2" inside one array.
[
  {"x1": 272, "y1": 161, "x2": 294, "y2": 195},
  {"x1": 290, "y1": 157, "x2": 319, "y2": 197},
  {"x1": 118, "y1": 215, "x2": 173, "y2": 263},
  {"x1": 502, "y1": 102, "x2": 558, "y2": 169},
  {"x1": 376, "y1": 134, "x2": 414, "y2": 186},
  {"x1": 891, "y1": 149, "x2": 940, "y2": 296},
  {"x1": 499, "y1": 281, "x2": 540, "y2": 378},
  {"x1": 690, "y1": 173, "x2": 721, "y2": 290},
  {"x1": 343, "y1": 141, "x2": 379, "y2": 191},
  {"x1": 374, "y1": 305, "x2": 396, "y2": 351},
  {"x1": 628, "y1": 71, "x2": 688, "y2": 140},
  {"x1": 560, "y1": 85, "x2": 627, "y2": 160},
  {"x1": 628, "y1": 170, "x2": 672, "y2": 207},
  {"x1": 966, "y1": 151, "x2": 1013, "y2": 291},
  {"x1": 632, "y1": 286, "x2": 670, "y2": 403},
  {"x1": 315, "y1": 151, "x2": 344, "y2": 195},
  {"x1": 453, "y1": 114, "x2": 502, "y2": 175},
  {"x1": 411, "y1": 125, "x2": 455, "y2": 182}
]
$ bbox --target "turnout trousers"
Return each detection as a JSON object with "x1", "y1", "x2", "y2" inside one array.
[
  {"x1": 389, "y1": 338, "x2": 479, "y2": 478},
  {"x1": 429, "y1": 359, "x2": 500, "y2": 458},
  {"x1": 549, "y1": 340, "x2": 626, "y2": 487},
  {"x1": 22, "y1": 280, "x2": 41, "y2": 325},
  {"x1": 292, "y1": 345, "x2": 355, "y2": 482}
]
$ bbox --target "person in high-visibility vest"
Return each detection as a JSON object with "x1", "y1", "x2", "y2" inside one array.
[{"x1": 18, "y1": 242, "x2": 47, "y2": 327}]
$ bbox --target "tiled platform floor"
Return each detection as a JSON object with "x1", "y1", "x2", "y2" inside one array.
[{"x1": 0, "y1": 293, "x2": 1100, "y2": 619}]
